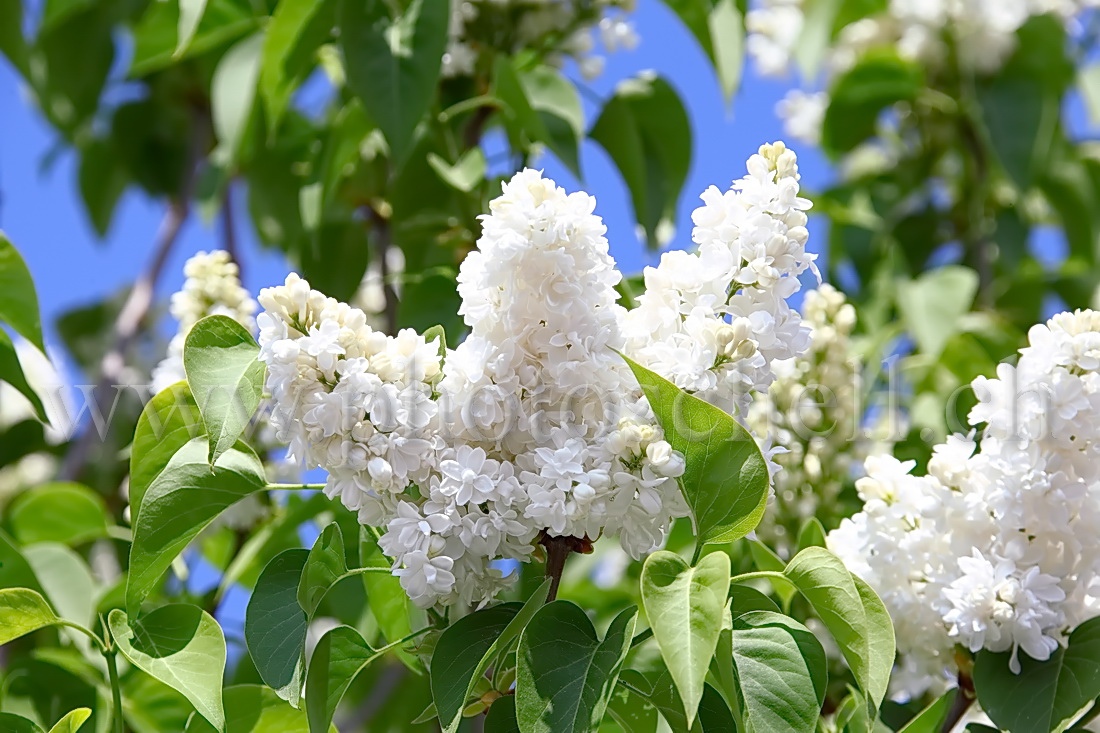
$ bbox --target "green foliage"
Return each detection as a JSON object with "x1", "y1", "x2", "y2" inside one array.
[
  {"x1": 516, "y1": 602, "x2": 637, "y2": 733},
  {"x1": 127, "y1": 437, "x2": 265, "y2": 614},
  {"x1": 183, "y1": 315, "x2": 265, "y2": 465},
  {"x1": 0, "y1": 233, "x2": 45, "y2": 352},
  {"x1": 728, "y1": 611, "x2": 828, "y2": 733},
  {"x1": 7, "y1": 483, "x2": 109, "y2": 546},
  {"x1": 0, "y1": 588, "x2": 65, "y2": 645},
  {"x1": 591, "y1": 74, "x2": 693, "y2": 250},
  {"x1": 782, "y1": 548, "x2": 895, "y2": 717},
  {"x1": 339, "y1": 0, "x2": 449, "y2": 166},
  {"x1": 304, "y1": 626, "x2": 384, "y2": 733},
  {"x1": 109, "y1": 605, "x2": 227, "y2": 731},
  {"x1": 821, "y1": 52, "x2": 923, "y2": 155},
  {"x1": 640, "y1": 551, "x2": 731, "y2": 725},
  {"x1": 623, "y1": 355, "x2": 770, "y2": 547},
  {"x1": 973, "y1": 617, "x2": 1100, "y2": 733},
  {"x1": 129, "y1": 382, "x2": 203, "y2": 523},
  {"x1": 245, "y1": 549, "x2": 309, "y2": 702},
  {"x1": 183, "y1": 685, "x2": 330, "y2": 733}
]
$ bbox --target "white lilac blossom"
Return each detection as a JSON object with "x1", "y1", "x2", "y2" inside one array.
[
  {"x1": 749, "y1": 284, "x2": 877, "y2": 554},
  {"x1": 258, "y1": 143, "x2": 814, "y2": 609},
  {"x1": 829, "y1": 309, "x2": 1100, "y2": 699},
  {"x1": 151, "y1": 250, "x2": 257, "y2": 393},
  {"x1": 442, "y1": 0, "x2": 638, "y2": 80},
  {"x1": 622, "y1": 141, "x2": 816, "y2": 422}
]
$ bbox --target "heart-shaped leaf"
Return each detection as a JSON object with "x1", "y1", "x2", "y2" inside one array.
[
  {"x1": 184, "y1": 315, "x2": 263, "y2": 465},
  {"x1": 9, "y1": 483, "x2": 109, "y2": 546},
  {"x1": 640, "y1": 550, "x2": 730, "y2": 725},
  {"x1": 0, "y1": 233, "x2": 45, "y2": 351},
  {"x1": 0, "y1": 588, "x2": 64, "y2": 645},
  {"x1": 783, "y1": 548, "x2": 895, "y2": 717},
  {"x1": 109, "y1": 605, "x2": 226, "y2": 732},
  {"x1": 305, "y1": 626, "x2": 389, "y2": 733},
  {"x1": 298, "y1": 523, "x2": 346, "y2": 617},
  {"x1": 516, "y1": 601, "x2": 638, "y2": 733},
  {"x1": 245, "y1": 549, "x2": 309, "y2": 704}
]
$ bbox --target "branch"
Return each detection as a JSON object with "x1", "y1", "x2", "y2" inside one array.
[
  {"x1": 369, "y1": 208, "x2": 399, "y2": 335},
  {"x1": 538, "y1": 533, "x2": 593, "y2": 603},
  {"x1": 940, "y1": 667, "x2": 975, "y2": 733},
  {"x1": 59, "y1": 116, "x2": 207, "y2": 482}
]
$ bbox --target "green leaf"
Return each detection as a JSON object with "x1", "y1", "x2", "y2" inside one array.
[
  {"x1": 485, "y1": 696, "x2": 522, "y2": 733},
  {"x1": 8, "y1": 483, "x2": 109, "y2": 546},
  {"x1": 797, "y1": 518, "x2": 827, "y2": 552},
  {"x1": 130, "y1": 382, "x2": 204, "y2": 524},
  {"x1": 622, "y1": 355, "x2": 770, "y2": 546},
  {"x1": 0, "y1": 530, "x2": 41, "y2": 590},
  {"x1": 184, "y1": 315, "x2": 264, "y2": 465},
  {"x1": 339, "y1": 0, "x2": 448, "y2": 165},
  {"x1": 298, "y1": 523, "x2": 346, "y2": 617},
  {"x1": 260, "y1": 0, "x2": 336, "y2": 136},
  {"x1": 640, "y1": 551, "x2": 730, "y2": 725},
  {"x1": 0, "y1": 330, "x2": 48, "y2": 422},
  {"x1": 127, "y1": 437, "x2": 266, "y2": 615},
  {"x1": 0, "y1": 588, "x2": 62, "y2": 645},
  {"x1": 245, "y1": 549, "x2": 309, "y2": 703},
  {"x1": 973, "y1": 616, "x2": 1100, "y2": 733},
  {"x1": 0, "y1": 233, "x2": 45, "y2": 352},
  {"x1": 729, "y1": 583, "x2": 781, "y2": 617},
  {"x1": 176, "y1": 0, "x2": 209, "y2": 56},
  {"x1": 783, "y1": 548, "x2": 895, "y2": 716},
  {"x1": 1079, "y1": 64, "x2": 1100, "y2": 126},
  {"x1": 729, "y1": 611, "x2": 827, "y2": 733},
  {"x1": 427, "y1": 149, "x2": 487, "y2": 193},
  {"x1": 821, "y1": 52, "x2": 923, "y2": 155},
  {"x1": 433, "y1": 584, "x2": 552, "y2": 732},
  {"x1": 23, "y1": 543, "x2": 96, "y2": 634},
  {"x1": 46, "y1": 709, "x2": 92, "y2": 733},
  {"x1": 792, "y1": 0, "x2": 842, "y2": 79},
  {"x1": 660, "y1": 0, "x2": 743, "y2": 99},
  {"x1": 184, "y1": 685, "x2": 334, "y2": 732},
  {"x1": 77, "y1": 136, "x2": 129, "y2": 237},
  {"x1": 211, "y1": 32, "x2": 264, "y2": 167},
  {"x1": 518, "y1": 64, "x2": 585, "y2": 177},
  {"x1": 977, "y1": 15, "x2": 1070, "y2": 190},
  {"x1": 432, "y1": 603, "x2": 521, "y2": 732},
  {"x1": 358, "y1": 527, "x2": 421, "y2": 670},
  {"x1": 0, "y1": 714, "x2": 44, "y2": 733},
  {"x1": 516, "y1": 602, "x2": 638, "y2": 733},
  {"x1": 109, "y1": 605, "x2": 226, "y2": 732},
  {"x1": 896, "y1": 690, "x2": 957, "y2": 733},
  {"x1": 304, "y1": 626, "x2": 387, "y2": 733},
  {"x1": 591, "y1": 75, "x2": 691, "y2": 250},
  {"x1": 896, "y1": 266, "x2": 979, "y2": 359},
  {"x1": 618, "y1": 669, "x2": 735, "y2": 732},
  {"x1": 130, "y1": 0, "x2": 256, "y2": 76},
  {"x1": 0, "y1": 0, "x2": 30, "y2": 76}
]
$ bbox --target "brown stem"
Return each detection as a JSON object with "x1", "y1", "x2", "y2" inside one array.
[
  {"x1": 369, "y1": 210, "x2": 399, "y2": 335},
  {"x1": 539, "y1": 533, "x2": 594, "y2": 603},
  {"x1": 941, "y1": 668, "x2": 975, "y2": 733},
  {"x1": 463, "y1": 104, "x2": 494, "y2": 149}
]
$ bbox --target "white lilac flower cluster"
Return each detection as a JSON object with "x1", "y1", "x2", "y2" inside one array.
[
  {"x1": 622, "y1": 141, "x2": 816, "y2": 422},
  {"x1": 747, "y1": 0, "x2": 1099, "y2": 144},
  {"x1": 442, "y1": 0, "x2": 638, "y2": 80},
  {"x1": 829, "y1": 309, "x2": 1100, "y2": 698},
  {"x1": 748, "y1": 284, "x2": 871, "y2": 554},
  {"x1": 151, "y1": 250, "x2": 257, "y2": 393},
  {"x1": 257, "y1": 143, "x2": 814, "y2": 608}
]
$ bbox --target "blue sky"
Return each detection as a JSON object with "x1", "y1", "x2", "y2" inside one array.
[{"x1": 0, "y1": 0, "x2": 831, "y2": 379}]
